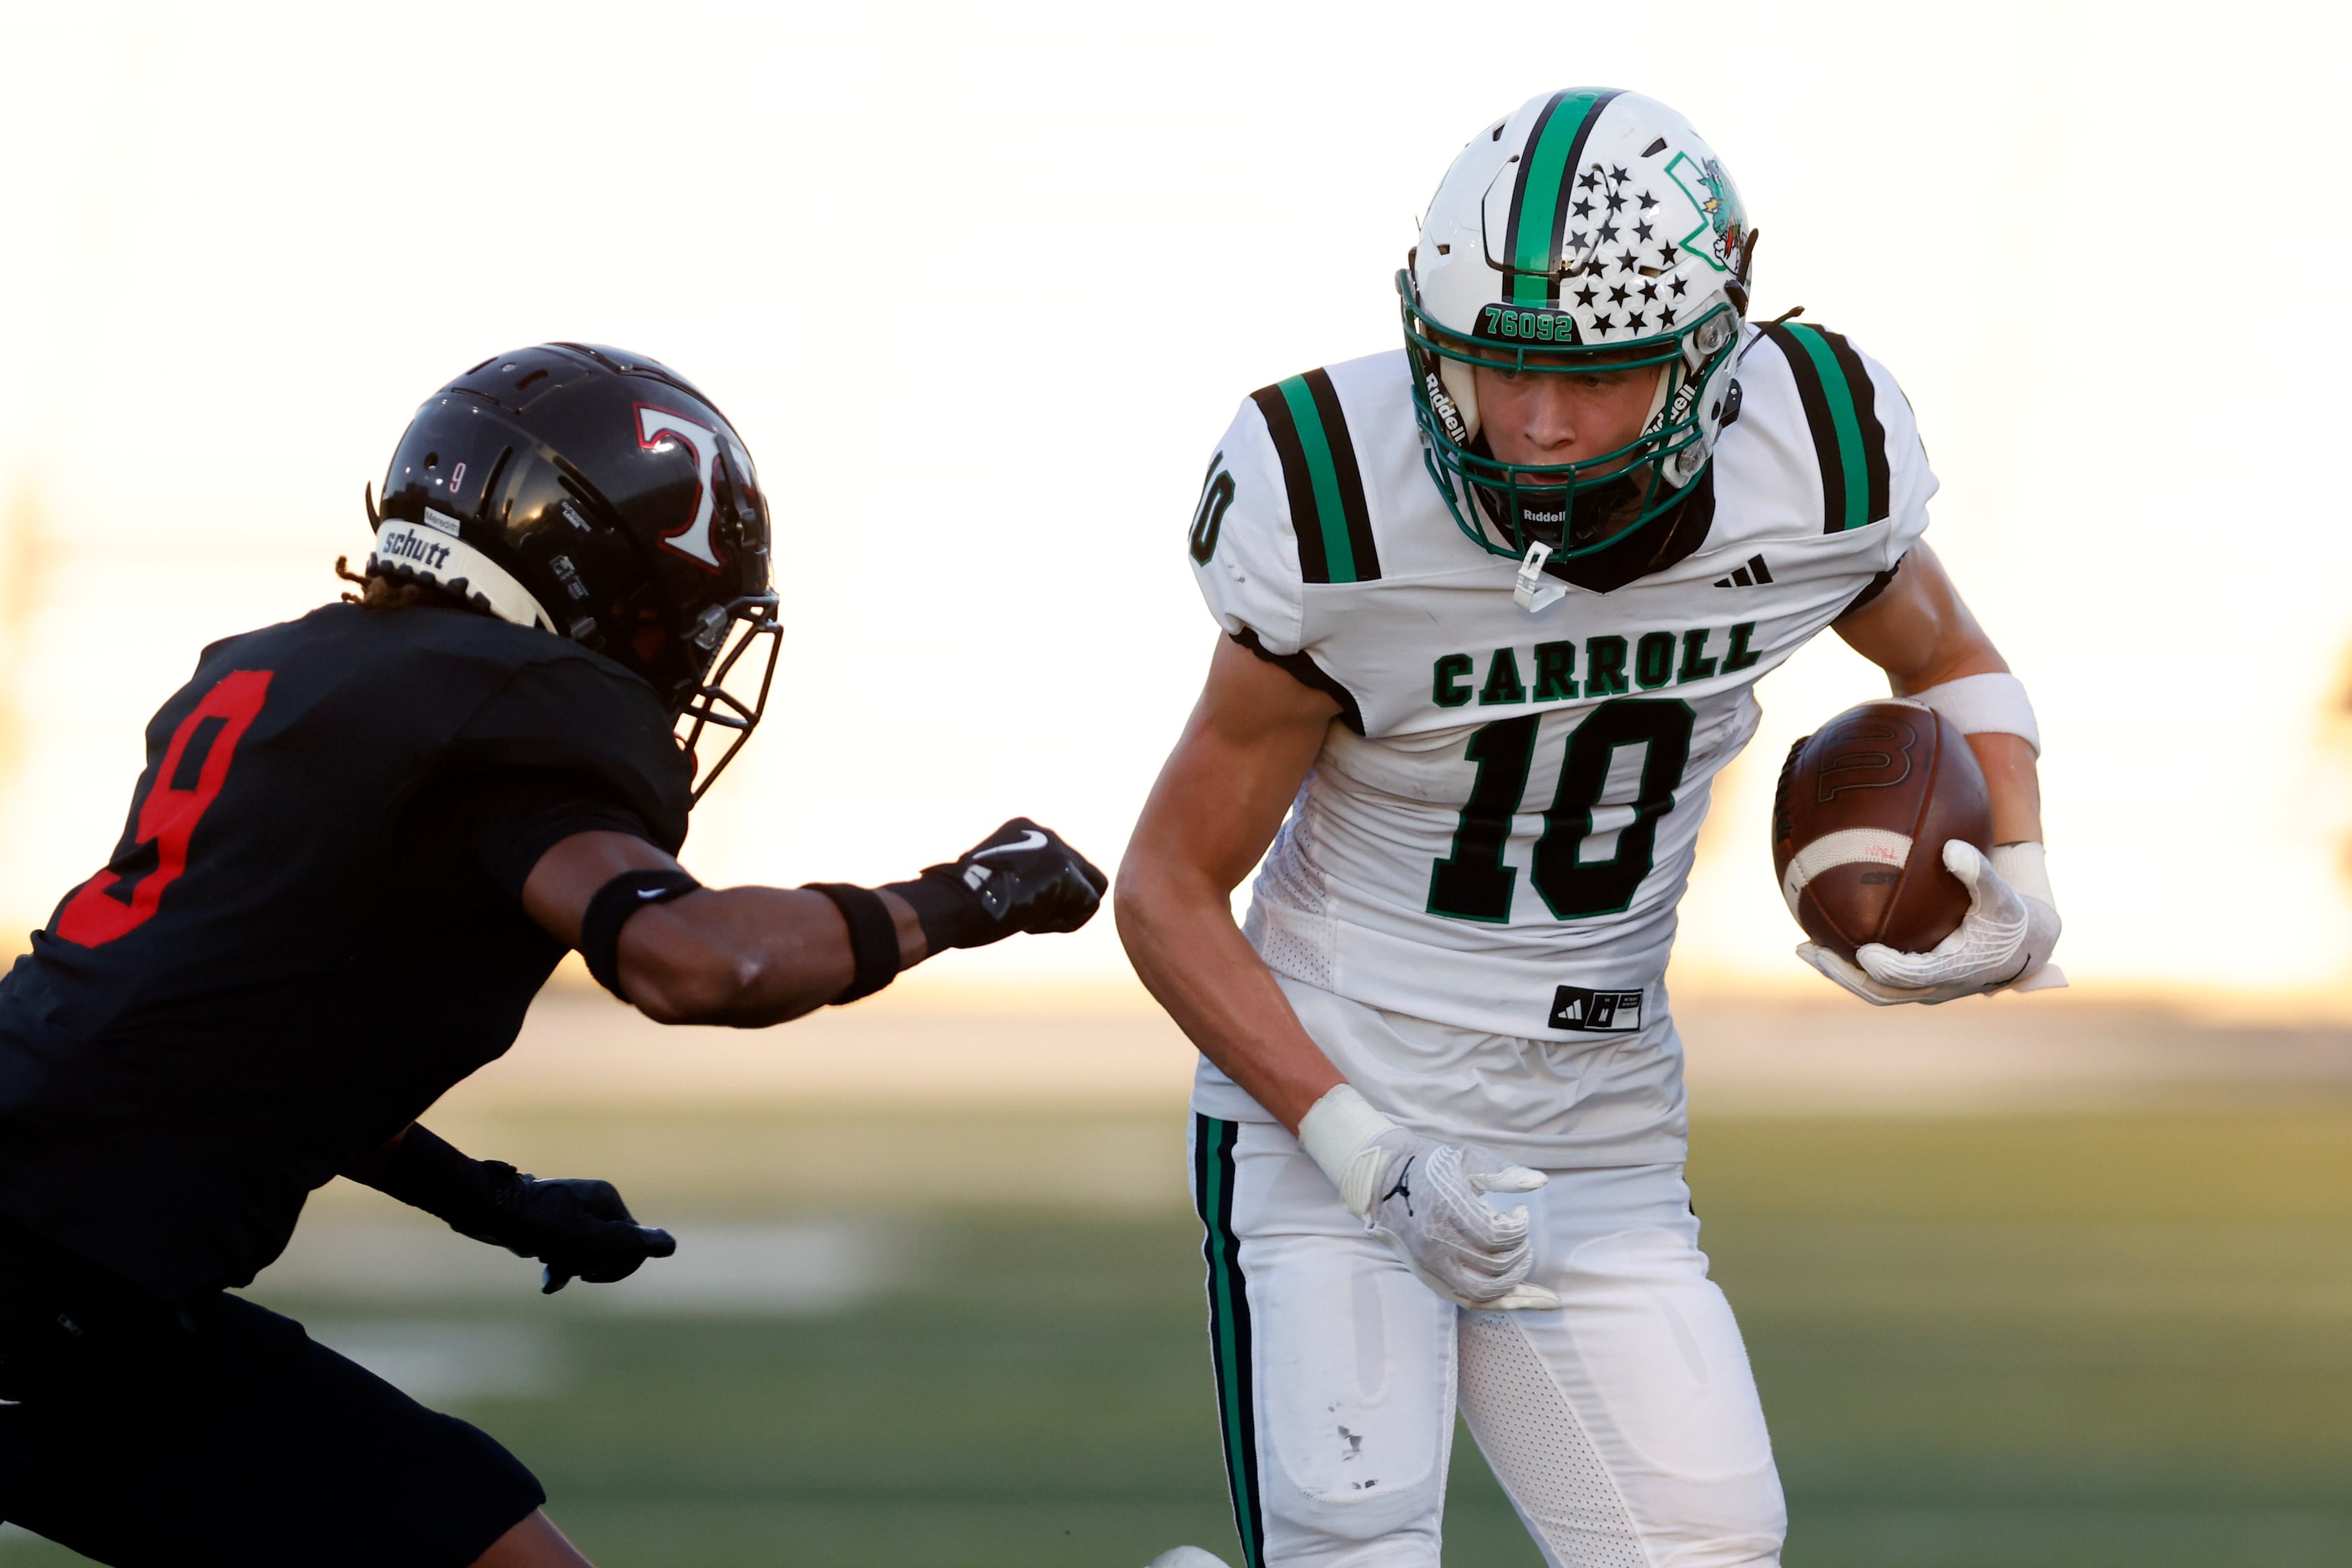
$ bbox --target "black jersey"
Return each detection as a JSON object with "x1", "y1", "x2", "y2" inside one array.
[{"x1": 0, "y1": 604, "x2": 692, "y2": 1299}]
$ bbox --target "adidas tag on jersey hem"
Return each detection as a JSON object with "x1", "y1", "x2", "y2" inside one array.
[{"x1": 1548, "y1": 985, "x2": 1644, "y2": 1033}]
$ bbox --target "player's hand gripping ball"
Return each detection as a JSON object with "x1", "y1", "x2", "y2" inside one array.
[
  {"x1": 1773, "y1": 701, "x2": 1991, "y2": 961},
  {"x1": 1773, "y1": 699, "x2": 2027, "y2": 1005}
]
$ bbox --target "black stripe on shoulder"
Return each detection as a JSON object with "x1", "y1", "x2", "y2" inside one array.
[
  {"x1": 1759, "y1": 322, "x2": 1847, "y2": 535},
  {"x1": 1249, "y1": 382, "x2": 1329, "y2": 584},
  {"x1": 1818, "y1": 328, "x2": 1891, "y2": 524},
  {"x1": 1229, "y1": 628, "x2": 1365, "y2": 735},
  {"x1": 1300, "y1": 368, "x2": 1380, "y2": 582}
]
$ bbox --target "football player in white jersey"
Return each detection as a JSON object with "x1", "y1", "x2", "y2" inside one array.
[{"x1": 1118, "y1": 89, "x2": 2061, "y2": 1568}]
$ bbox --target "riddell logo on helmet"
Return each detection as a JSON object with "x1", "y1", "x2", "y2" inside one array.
[
  {"x1": 1666, "y1": 377, "x2": 1702, "y2": 427},
  {"x1": 1424, "y1": 372, "x2": 1470, "y2": 444}
]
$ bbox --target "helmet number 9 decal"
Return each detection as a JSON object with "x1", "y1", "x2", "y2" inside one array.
[
  {"x1": 55, "y1": 670, "x2": 274, "y2": 948},
  {"x1": 1189, "y1": 458, "x2": 1236, "y2": 564},
  {"x1": 636, "y1": 404, "x2": 726, "y2": 571}
]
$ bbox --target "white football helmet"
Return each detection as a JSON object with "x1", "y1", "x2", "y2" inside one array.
[{"x1": 1399, "y1": 89, "x2": 1755, "y2": 574}]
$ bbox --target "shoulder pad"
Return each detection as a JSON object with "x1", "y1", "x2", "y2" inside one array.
[
  {"x1": 1247, "y1": 368, "x2": 1384, "y2": 585},
  {"x1": 1753, "y1": 321, "x2": 1894, "y2": 536},
  {"x1": 452, "y1": 648, "x2": 693, "y2": 851}
]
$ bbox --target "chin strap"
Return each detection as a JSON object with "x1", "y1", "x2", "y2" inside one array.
[
  {"x1": 1638, "y1": 360, "x2": 1674, "y2": 435},
  {"x1": 368, "y1": 516, "x2": 555, "y2": 632},
  {"x1": 1435, "y1": 355, "x2": 1481, "y2": 443},
  {"x1": 1513, "y1": 541, "x2": 1565, "y2": 615}
]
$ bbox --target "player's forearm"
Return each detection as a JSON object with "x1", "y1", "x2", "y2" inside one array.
[
  {"x1": 620, "y1": 886, "x2": 925, "y2": 1027},
  {"x1": 533, "y1": 822, "x2": 1102, "y2": 1025},
  {"x1": 1966, "y1": 731, "x2": 2042, "y2": 845},
  {"x1": 341, "y1": 1124, "x2": 412, "y2": 1184},
  {"x1": 1115, "y1": 857, "x2": 1343, "y2": 1132},
  {"x1": 1834, "y1": 547, "x2": 2043, "y2": 843}
]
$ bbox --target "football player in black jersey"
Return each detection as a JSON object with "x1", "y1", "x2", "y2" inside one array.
[{"x1": 0, "y1": 345, "x2": 1106, "y2": 1567}]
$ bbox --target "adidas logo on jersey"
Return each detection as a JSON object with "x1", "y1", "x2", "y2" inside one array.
[
  {"x1": 1549, "y1": 986, "x2": 1643, "y2": 1034},
  {"x1": 1713, "y1": 554, "x2": 1775, "y2": 588}
]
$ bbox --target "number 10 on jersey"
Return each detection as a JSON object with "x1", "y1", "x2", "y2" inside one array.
[{"x1": 1426, "y1": 698, "x2": 1697, "y2": 923}]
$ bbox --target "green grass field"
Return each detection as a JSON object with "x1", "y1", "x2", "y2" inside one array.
[{"x1": 8, "y1": 1103, "x2": 2352, "y2": 1566}]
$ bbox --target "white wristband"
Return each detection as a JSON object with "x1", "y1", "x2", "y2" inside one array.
[
  {"x1": 1296, "y1": 1084, "x2": 1399, "y2": 1218},
  {"x1": 1988, "y1": 841, "x2": 2054, "y2": 908},
  {"x1": 1909, "y1": 672, "x2": 2040, "y2": 756}
]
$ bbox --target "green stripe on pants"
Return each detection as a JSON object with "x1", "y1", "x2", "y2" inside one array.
[{"x1": 1196, "y1": 1115, "x2": 1262, "y2": 1568}]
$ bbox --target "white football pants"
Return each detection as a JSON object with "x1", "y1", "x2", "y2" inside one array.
[{"x1": 1189, "y1": 1116, "x2": 1784, "y2": 1568}]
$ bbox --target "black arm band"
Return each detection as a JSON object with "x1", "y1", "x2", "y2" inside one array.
[
  {"x1": 802, "y1": 883, "x2": 902, "y2": 1004},
  {"x1": 581, "y1": 868, "x2": 703, "y2": 999}
]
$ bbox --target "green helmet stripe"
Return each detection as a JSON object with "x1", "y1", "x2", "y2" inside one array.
[{"x1": 1505, "y1": 89, "x2": 1616, "y2": 307}]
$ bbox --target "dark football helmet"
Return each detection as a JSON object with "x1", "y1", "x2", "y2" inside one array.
[{"x1": 367, "y1": 343, "x2": 780, "y2": 801}]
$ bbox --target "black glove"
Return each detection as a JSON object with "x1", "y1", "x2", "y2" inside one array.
[
  {"x1": 886, "y1": 817, "x2": 1107, "y2": 953},
  {"x1": 363, "y1": 1125, "x2": 677, "y2": 1295}
]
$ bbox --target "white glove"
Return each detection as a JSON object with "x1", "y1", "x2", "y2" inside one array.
[
  {"x1": 1798, "y1": 840, "x2": 2065, "y2": 1006},
  {"x1": 1296, "y1": 1085, "x2": 1558, "y2": 1311}
]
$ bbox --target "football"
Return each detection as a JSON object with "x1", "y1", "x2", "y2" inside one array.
[{"x1": 1771, "y1": 700, "x2": 1993, "y2": 964}]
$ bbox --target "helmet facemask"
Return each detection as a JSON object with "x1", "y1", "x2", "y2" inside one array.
[
  {"x1": 1400, "y1": 271, "x2": 1742, "y2": 569},
  {"x1": 670, "y1": 593, "x2": 781, "y2": 803}
]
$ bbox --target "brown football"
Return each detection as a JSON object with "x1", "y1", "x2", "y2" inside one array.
[{"x1": 1771, "y1": 701, "x2": 1993, "y2": 964}]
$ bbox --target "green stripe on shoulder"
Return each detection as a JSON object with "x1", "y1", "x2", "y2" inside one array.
[
  {"x1": 1767, "y1": 321, "x2": 1892, "y2": 533},
  {"x1": 1779, "y1": 326, "x2": 1869, "y2": 532},
  {"x1": 1274, "y1": 376, "x2": 1356, "y2": 581},
  {"x1": 1252, "y1": 369, "x2": 1381, "y2": 585}
]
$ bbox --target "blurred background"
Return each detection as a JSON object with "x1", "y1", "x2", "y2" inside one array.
[{"x1": 4, "y1": 1, "x2": 2352, "y2": 1564}]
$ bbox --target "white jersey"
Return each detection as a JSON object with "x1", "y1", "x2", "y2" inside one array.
[{"x1": 1186, "y1": 322, "x2": 1933, "y2": 1154}]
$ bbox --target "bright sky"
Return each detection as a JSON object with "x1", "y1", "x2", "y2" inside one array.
[{"x1": 3, "y1": 0, "x2": 2347, "y2": 1000}]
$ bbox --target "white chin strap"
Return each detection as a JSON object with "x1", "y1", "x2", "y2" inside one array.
[{"x1": 368, "y1": 518, "x2": 554, "y2": 632}]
